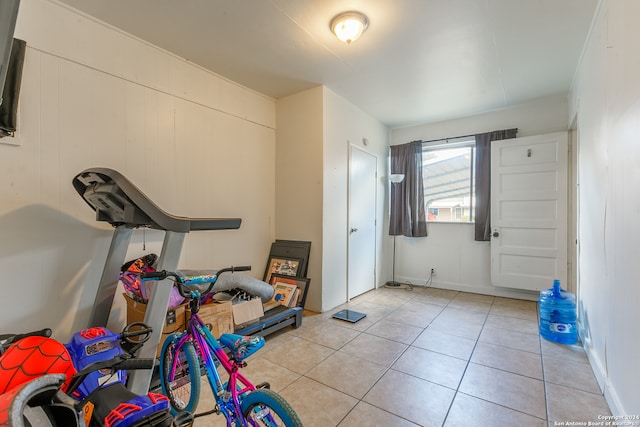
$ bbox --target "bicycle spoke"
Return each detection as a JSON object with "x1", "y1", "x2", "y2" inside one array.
[
  {"x1": 248, "y1": 404, "x2": 280, "y2": 426},
  {"x1": 160, "y1": 338, "x2": 201, "y2": 413},
  {"x1": 241, "y1": 389, "x2": 303, "y2": 427}
]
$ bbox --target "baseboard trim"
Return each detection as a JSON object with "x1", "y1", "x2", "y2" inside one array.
[{"x1": 396, "y1": 277, "x2": 540, "y2": 301}]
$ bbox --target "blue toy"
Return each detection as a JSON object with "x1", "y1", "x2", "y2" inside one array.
[{"x1": 64, "y1": 324, "x2": 174, "y2": 427}]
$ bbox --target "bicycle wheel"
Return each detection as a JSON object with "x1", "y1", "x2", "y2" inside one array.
[
  {"x1": 159, "y1": 334, "x2": 201, "y2": 414},
  {"x1": 240, "y1": 389, "x2": 303, "y2": 427}
]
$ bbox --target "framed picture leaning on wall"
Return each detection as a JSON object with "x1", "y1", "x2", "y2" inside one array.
[
  {"x1": 268, "y1": 274, "x2": 311, "y2": 308},
  {"x1": 263, "y1": 256, "x2": 302, "y2": 283}
]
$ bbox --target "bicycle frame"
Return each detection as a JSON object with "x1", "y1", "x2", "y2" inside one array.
[
  {"x1": 168, "y1": 309, "x2": 258, "y2": 425},
  {"x1": 149, "y1": 268, "x2": 302, "y2": 427}
]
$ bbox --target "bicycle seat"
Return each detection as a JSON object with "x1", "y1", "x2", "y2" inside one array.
[{"x1": 218, "y1": 334, "x2": 265, "y2": 362}]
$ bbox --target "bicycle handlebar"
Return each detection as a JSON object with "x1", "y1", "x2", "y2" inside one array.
[
  {"x1": 138, "y1": 270, "x2": 168, "y2": 280},
  {"x1": 140, "y1": 265, "x2": 251, "y2": 298}
]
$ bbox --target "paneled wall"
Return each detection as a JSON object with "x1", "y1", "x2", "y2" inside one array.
[
  {"x1": 0, "y1": 0, "x2": 276, "y2": 340},
  {"x1": 569, "y1": 0, "x2": 640, "y2": 417}
]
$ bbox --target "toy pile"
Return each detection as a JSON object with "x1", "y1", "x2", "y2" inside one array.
[{"x1": 119, "y1": 254, "x2": 185, "y2": 309}]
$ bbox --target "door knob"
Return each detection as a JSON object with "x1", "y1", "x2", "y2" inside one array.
[
  {"x1": 492, "y1": 230, "x2": 499, "y2": 238},
  {"x1": 350, "y1": 227, "x2": 358, "y2": 234}
]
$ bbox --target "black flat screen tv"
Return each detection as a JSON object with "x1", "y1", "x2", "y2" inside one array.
[{"x1": 0, "y1": 0, "x2": 21, "y2": 107}]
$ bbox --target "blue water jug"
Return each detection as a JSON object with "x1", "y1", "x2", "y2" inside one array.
[{"x1": 538, "y1": 279, "x2": 578, "y2": 344}]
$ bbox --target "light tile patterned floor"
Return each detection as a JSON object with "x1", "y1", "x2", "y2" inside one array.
[{"x1": 194, "y1": 286, "x2": 611, "y2": 426}]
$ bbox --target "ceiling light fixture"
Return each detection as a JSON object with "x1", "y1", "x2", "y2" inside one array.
[{"x1": 330, "y1": 11, "x2": 369, "y2": 44}]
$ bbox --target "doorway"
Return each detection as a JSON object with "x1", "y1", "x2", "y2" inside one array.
[
  {"x1": 568, "y1": 127, "x2": 579, "y2": 295},
  {"x1": 348, "y1": 146, "x2": 377, "y2": 299},
  {"x1": 490, "y1": 132, "x2": 569, "y2": 291}
]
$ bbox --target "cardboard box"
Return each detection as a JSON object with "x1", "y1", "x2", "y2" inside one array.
[
  {"x1": 187, "y1": 301, "x2": 233, "y2": 338},
  {"x1": 123, "y1": 294, "x2": 186, "y2": 357},
  {"x1": 232, "y1": 298, "x2": 264, "y2": 328}
]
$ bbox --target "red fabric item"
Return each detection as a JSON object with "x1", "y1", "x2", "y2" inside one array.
[
  {"x1": 0, "y1": 378, "x2": 31, "y2": 426},
  {"x1": 0, "y1": 336, "x2": 76, "y2": 394}
]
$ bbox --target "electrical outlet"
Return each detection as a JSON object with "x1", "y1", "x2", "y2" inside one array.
[{"x1": 431, "y1": 268, "x2": 436, "y2": 276}]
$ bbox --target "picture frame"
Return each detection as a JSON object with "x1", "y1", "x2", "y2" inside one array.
[
  {"x1": 268, "y1": 240, "x2": 311, "y2": 277},
  {"x1": 263, "y1": 256, "x2": 302, "y2": 283},
  {"x1": 269, "y1": 274, "x2": 311, "y2": 308}
]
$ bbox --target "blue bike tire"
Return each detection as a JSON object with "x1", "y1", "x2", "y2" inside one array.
[
  {"x1": 240, "y1": 389, "x2": 303, "y2": 427},
  {"x1": 159, "y1": 334, "x2": 201, "y2": 415}
]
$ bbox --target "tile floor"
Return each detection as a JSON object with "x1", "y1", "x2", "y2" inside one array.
[{"x1": 194, "y1": 285, "x2": 611, "y2": 426}]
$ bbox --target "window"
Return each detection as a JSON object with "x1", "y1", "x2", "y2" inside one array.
[{"x1": 422, "y1": 139, "x2": 475, "y2": 223}]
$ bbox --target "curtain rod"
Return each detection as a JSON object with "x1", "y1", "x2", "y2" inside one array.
[
  {"x1": 418, "y1": 128, "x2": 518, "y2": 144},
  {"x1": 420, "y1": 133, "x2": 476, "y2": 144}
]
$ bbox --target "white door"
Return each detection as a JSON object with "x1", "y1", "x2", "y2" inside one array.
[
  {"x1": 348, "y1": 146, "x2": 377, "y2": 299},
  {"x1": 491, "y1": 132, "x2": 568, "y2": 291}
]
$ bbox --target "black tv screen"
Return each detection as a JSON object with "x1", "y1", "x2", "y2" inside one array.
[{"x1": 0, "y1": 0, "x2": 20, "y2": 107}]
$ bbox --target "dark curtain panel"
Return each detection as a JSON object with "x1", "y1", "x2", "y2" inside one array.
[
  {"x1": 389, "y1": 141, "x2": 427, "y2": 237},
  {"x1": 0, "y1": 39, "x2": 26, "y2": 138},
  {"x1": 474, "y1": 128, "x2": 518, "y2": 241}
]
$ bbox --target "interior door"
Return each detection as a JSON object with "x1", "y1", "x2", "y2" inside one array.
[
  {"x1": 348, "y1": 146, "x2": 377, "y2": 299},
  {"x1": 491, "y1": 132, "x2": 568, "y2": 291}
]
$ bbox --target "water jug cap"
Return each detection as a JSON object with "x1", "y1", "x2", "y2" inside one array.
[{"x1": 553, "y1": 279, "x2": 561, "y2": 296}]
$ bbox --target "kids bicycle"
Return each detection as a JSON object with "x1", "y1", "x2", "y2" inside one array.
[{"x1": 139, "y1": 267, "x2": 303, "y2": 427}]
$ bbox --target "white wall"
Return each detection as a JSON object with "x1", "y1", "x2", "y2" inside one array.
[
  {"x1": 569, "y1": 0, "x2": 640, "y2": 417},
  {"x1": 275, "y1": 87, "x2": 324, "y2": 311},
  {"x1": 389, "y1": 95, "x2": 569, "y2": 299},
  {"x1": 392, "y1": 94, "x2": 569, "y2": 143},
  {"x1": 322, "y1": 87, "x2": 388, "y2": 311},
  {"x1": 276, "y1": 86, "x2": 388, "y2": 312},
  {"x1": 1, "y1": 0, "x2": 276, "y2": 341}
]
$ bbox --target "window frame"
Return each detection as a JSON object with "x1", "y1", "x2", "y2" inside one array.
[
  {"x1": 421, "y1": 138, "x2": 476, "y2": 224},
  {"x1": 454, "y1": 206, "x2": 463, "y2": 220}
]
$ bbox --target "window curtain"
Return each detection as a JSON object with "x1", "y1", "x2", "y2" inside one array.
[
  {"x1": 389, "y1": 141, "x2": 427, "y2": 237},
  {"x1": 0, "y1": 39, "x2": 26, "y2": 138},
  {"x1": 474, "y1": 128, "x2": 518, "y2": 241}
]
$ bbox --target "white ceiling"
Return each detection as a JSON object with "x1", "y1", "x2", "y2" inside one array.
[{"x1": 56, "y1": 0, "x2": 598, "y2": 128}]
